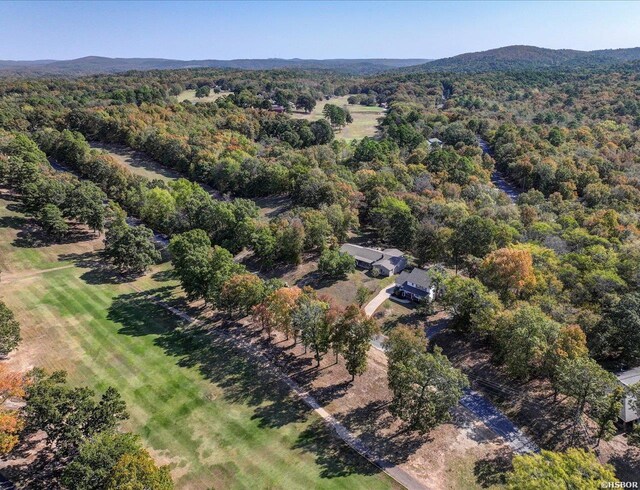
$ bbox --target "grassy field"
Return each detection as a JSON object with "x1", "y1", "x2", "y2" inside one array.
[
  {"x1": 176, "y1": 89, "x2": 233, "y2": 103},
  {"x1": 91, "y1": 142, "x2": 181, "y2": 183},
  {"x1": 291, "y1": 96, "x2": 386, "y2": 141},
  {"x1": 0, "y1": 194, "x2": 397, "y2": 489}
]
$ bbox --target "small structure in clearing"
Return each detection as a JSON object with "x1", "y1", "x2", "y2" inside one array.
[{"x1": 339, "y1": 243, "x2": 407, "y2": 277}]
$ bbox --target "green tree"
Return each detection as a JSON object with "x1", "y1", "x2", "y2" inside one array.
[
  {"x1": 295, "y1": 94, "x2": 316, "y2": 113},
  {"x1": 317, "y1": 249, "x2": 355, "y2": 278},
  {"x1": 39, "y1": 203, "x2": 68, "y2": 240},
  {"x1": 441, "y1": 276, "x2": 502, "y2": 333},
  {"x1": 195, "y1": 85, "x2": 211, "y2": 98},
  {"x1": 596, "y1": 292, "x2": 640, "y2": 365},
  {"x1": 385, "y1": 327, "x2": 468, "y2": 433},
  {"x1": 496, "y1": 306, "x2": 561, "y2": 379},
  {"x1": 25, "y1": 370, "x2": 128, "y2": 457},
  {"x1": 62, "y1": 431, "x2": 141, "y2": 489},
  {"x1": 169, "y1": 229, "x2": 213, "y2": 302},
  {"x1": 219, "y1": 273, "x2": 265, "y2": 316},
  {"x1": 554, "y1": 356, "x2": 621, "y2": 443},
  {"x1": 507, "y1": 449, "x2": 617, "y2": 489},
  {"x1": 371, "y1": 196, "x2": 417, "y2": 248},
  {"x1": 337, "y1": 305, "x2": 378, "y2": 381},
  {"x1": 0, "y1": 301, "x2": 20, "y2": 357},
  {"x1": 293, "y1": 295, "x2": 331, "y2": 366},
  {"x1": 104, "y1": 219, "x2": 160, "y2": 273}
]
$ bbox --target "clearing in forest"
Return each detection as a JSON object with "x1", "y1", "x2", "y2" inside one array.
[
  {"x1": 176, "y1": 89, "x2": 233, "y2": 103},
  {"x1": 291, "y1": 95, "x2": 386, "y2": 141},
  {"x1": 0, "y1": 193, "x2": 397, "y2": 490}
]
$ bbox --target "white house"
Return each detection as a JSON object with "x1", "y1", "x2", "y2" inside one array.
[{"x1": 617, "y1": 367, "x2": 640, "y2": 424}]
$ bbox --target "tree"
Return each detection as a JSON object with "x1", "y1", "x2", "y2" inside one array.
[
  {"x1": 62, "y1": 431, "x2": 142, "y2": 489},
  {"x1": 24, "y1": 370, "x2": 128, "y2": 457},
  {"x1": 495, "y1": 306, "x2": 561, "y2": 379},
  {"x1": 295, "y1": 94, "x2": 316, "y2": 113},
  {"x1": 207, "y1": 245, "x2": 246, "y2": 306},
  {"x1": 0, "y1": 301, "x2": 20, "y2": 356},
  {"x1": 507, "y1": 449, "x2": 617, "y2": 490},
  {"x1": 385, "y1": 327, "x2": 468, "y2": 433},
  {"x1": 356, "y1": 286, "x2": 370, "y2": 307},
  {"x1": 479, "y1": 248, "x2": 536, "y2": 302},
  {"x1": 104, "y1": 219, "x2": 160, "y2": 273},
  {"x1": 293, "y1": 294, "x2": 331, "y2": 365},
  {"x1": 553, "y1": 356, "x2": 621, "y2": 443},
  {"x1": 441, "y1": 276, "x2": 502, "y2": 333},
  {"x1": 39, "y1": 203, "x2": 68, "y2": 240},
  {"x1": 266, "y1": 287, "x2": 302, "y2": 341},
  {"x1": 107, "y1": 451, "x2": 173, "y2": 490},
  {"x1": 65, "y1": 181, "x2": 106, "y2": 232},
  {"x1": 219, "y1": 273, "x2": 265, "y2": 316},
  {"x1": 596, "y1": 292, "x2": 640, "y2": 365},
  {"x1": 371, "y1": 196, "x2": 417, "y2": 248},
  {"x1": 169, "y1": 229, "x2": 213, "y2": 302},
  {"x1": 0, "y1": 365, "x2": 25, "y2": 455},
  {"x1": 322, "y1": 104, "x2": 349, "y2": 128},
  {"x1": 317, "y1": 249, "x2": 355, "y2": 278},
  {"x1": 195, "y1": 85, "x2": 211, "y2": 98},
  {"x1": 336, "y1": 305, "x2": 378, "y2": 381}
]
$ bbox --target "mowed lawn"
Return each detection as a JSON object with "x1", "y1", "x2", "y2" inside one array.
[
  {"x1": 291, "y1": 95, "x2": 386, "y2": 141},
  {"x1": 0, "y1": 196, "x2": 397, "y2": 490}
]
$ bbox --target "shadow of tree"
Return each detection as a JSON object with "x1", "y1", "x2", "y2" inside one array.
[
  {"x1": 473, "y1": 446, "x2": 512, "y2": 488},
  {"x1": 333, "y1": 400, "x2": 428, "y2": 465},
  {"x1": 608, "y1": 447, "x2": 640, "y2": 483},
  {"x1": 58, "y1": 251, "x2": 144, "y2": 285},
  {"x1": 293, "y1": 419, "x2": 381, "y2": 479}
]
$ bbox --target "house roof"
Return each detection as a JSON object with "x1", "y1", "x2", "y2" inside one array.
[
  {"x1": 428, "y1": 138, "x2": 443, "y2": 145},
  {"x1": 340, "y1": 243, "x2": 383, "y2": 264},
  {"x1": 396, "y1": 268, "x2": 433, "y2": 290},
  {"x1": 382, "y1": 248, "x2": 404, "y2": 257},
  {"x1": 399, "y1": 284, "x2": 430, "y2": 298},
  {"x1": 617, "y1": 367, "x2": 640, "y2": 387}
]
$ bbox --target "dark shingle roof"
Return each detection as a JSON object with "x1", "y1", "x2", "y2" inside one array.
[{"x1": 396, "y1": 268, "x2": 432, "y2": 290}]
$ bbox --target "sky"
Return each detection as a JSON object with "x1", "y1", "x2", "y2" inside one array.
[{"x1": 1, "y1": 1, "x2": 639, "y2": 60}]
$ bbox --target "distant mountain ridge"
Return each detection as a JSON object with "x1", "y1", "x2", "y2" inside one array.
[
  {"x1": 0, "y1": 56, "x2": 431, "y2": 76},
  {"x1": 404, "y1": 45, "x2": 640, "y2": 73}
]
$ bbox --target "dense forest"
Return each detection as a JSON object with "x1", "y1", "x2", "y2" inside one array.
[{"x1": 2, "y1": 58, "x2": 640, "y2": 485}]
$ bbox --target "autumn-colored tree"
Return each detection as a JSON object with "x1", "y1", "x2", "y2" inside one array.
[
  {"x1": 479, "y1": 247, "x2": 536, "y2": 302},
  {"x1": 107, "y1": 451, "x2": 174, "y2": 490},
  {"x1": 507, "y1": 449, "x2": 617, "y2": 489},
  {"x1": 0, "y1": 365, "x2": 26, "y2": 455},
  {"x1": 251, "y1": 302, "x2": 273, "y2": 338},
  {"x1": 265, "y1": 287, "x2": 302, "y2": 341},
  {"x1": 219, "y1": 273, "x2": 265, "y2": 316}
]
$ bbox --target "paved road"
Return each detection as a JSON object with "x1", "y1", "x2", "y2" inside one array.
[
  {"x1": 477, "y1": 137, "x2": 521, "y2": 203},
  {"x1": 460, "y1": 390, "x2": 539, "y2": 454}
]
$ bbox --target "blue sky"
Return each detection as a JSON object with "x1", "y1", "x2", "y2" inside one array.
[{"x1": 1, "y1": 1, "x2": 639, "y2": 60}]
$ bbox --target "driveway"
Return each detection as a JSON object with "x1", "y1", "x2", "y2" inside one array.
[
  {"x1": 364, "y1": 282, "x2": 538, "y2": 454},
  {"x1": 364, "y1": 285, "x2": 396, "y2": 317},
  {"x1": 460, "y1": 390, "x2": 538, "y2": 454}
]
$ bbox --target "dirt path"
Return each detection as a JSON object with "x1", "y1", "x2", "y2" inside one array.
[
  {"x1": 0, "y1": 264, "x2": 76, "y2": 283},
  {"x1": 131, "y1": 283, "x2": 428, "y2": 490}
]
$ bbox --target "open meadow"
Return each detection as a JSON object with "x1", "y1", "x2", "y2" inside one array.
[
  {"x1": 291, "y1": 96, "x2": 385, "y2": 141},
  {"x1": 0, "y1": 192, "x2": 398, "y2": 490},
  {"x1": 176, "y1": 89, "x2": 234, "y2": 103}
]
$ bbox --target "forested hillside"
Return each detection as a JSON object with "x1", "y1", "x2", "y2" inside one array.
[{"x1": 1, "y1": 60, "x2": 640, "y2": 487}]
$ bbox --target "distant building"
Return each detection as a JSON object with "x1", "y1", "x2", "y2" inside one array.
[
  {"x1": 394, "y1": 268, "x2": 435, "y2": 302},
  {"x1": 617, "y1": 367, "x2": 640, "y2": 424},
  {"x1": 339, "y1": 244, "x2": 407, "y2": 277},
  {"x1": 270, "y1": 104, "x2": 285, "y2": 113},
  {"x1": 428, "y1": 138, "x2": 443, "y2": 147}
]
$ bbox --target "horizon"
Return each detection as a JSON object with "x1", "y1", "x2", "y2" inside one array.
[{"x1": 1, "y1": 1, "x2": 639, "y2": 60}]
